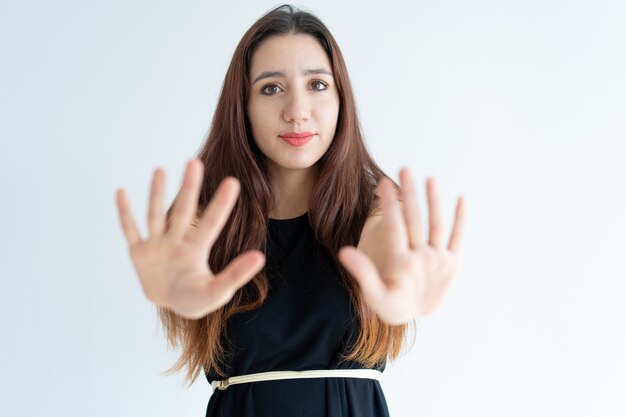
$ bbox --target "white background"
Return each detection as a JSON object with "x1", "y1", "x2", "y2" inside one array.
[{"x1": 1, "y1": 0, "x2": 625, "y2": 416}]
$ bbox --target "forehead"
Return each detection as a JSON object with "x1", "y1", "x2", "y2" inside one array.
[{"x1": 249, "y1": 34, "x2": 332, "y2": 73}]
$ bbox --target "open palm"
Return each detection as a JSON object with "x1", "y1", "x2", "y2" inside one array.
[
  {"x1": 338, "y1": 168, "x2": 467, "y2": 324},
  {"x1": 116, "y1": 159, "x2": 265, "y2": 320}
]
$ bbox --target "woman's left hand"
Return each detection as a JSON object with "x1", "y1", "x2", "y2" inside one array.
[{"x1": 338, "y1": 168, "x2": 467, "y2": 325}]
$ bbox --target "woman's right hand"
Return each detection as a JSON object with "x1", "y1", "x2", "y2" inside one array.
[{"x1": 115, "y1": 158, "x2": 266, "y2": 320}]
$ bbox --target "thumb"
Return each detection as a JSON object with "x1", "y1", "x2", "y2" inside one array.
[
  {"x1": 338, "y1": 246, "x2": 386, "y2": 308},
  {"x1": 211, "y1": 251, "x2": 266, "y2": 300}
]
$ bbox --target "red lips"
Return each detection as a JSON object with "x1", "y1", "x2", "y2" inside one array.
[{"x1": 280, "y1": 131, "x2": 315, "y2": 139}]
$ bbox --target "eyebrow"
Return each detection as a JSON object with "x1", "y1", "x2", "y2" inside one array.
[{"x1": 251, "y1": 68, "x2": 333, "y2": 85}]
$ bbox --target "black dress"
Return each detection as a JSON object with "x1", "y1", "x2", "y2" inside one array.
[{"x1": 205, "y1": 212, "x2": 390, "y2": 417}]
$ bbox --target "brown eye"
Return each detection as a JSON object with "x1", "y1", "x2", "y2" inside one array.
[
  {"x1": 310, "y1": 80, "x2": 328, "y2": 91},
  {"x1": 261, "y1": 84, "x2": 282, "y2": 95}
]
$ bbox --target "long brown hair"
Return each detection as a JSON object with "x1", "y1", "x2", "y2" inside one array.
[{"x1": 158, "y1": 4, "x2": 416, "y2": 387}]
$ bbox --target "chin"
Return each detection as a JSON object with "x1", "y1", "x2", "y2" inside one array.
[
  {"x1": 281, "y1": 161, "x2": 319, "y2": 171},
  {"x1": 271, "y1": 157, "x2": 321, "y2": 171}
]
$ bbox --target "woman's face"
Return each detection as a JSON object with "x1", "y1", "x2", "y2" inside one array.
[{"x1": 247, "y1": 33, "x2": 340, "y2": 177}]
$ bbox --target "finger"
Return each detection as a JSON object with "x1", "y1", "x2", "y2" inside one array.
[
  {"x1": 116, "y1": 188, "x2": 142, "y2": 245},
  {"x1": 379, "y1": 178, "x2": 408, "y2": 252},
  {"x1": 147, "y1": 167, "x2": 166, "y2": 238},
  {"x1": 168, "y1": 159, "x2": 204, "y2": 238},
  {"x1": 426, "y1": 177, "x2": 444, "y2": 249},
  {"x1": 209, "y1": 250, "x2": 266, "y2": 304},
  {"x1": 399, "y1": 167, "x2": 424, "y2": 249},
  {"x1": 338, "y1": 246, "x2": 386, "y2": 310},
  {"x1": 192, "y1": 176, "x2": 241, "y2": 254},
  {"x1": 448, "y1": 195, "x2": 467, "y2": 254}
]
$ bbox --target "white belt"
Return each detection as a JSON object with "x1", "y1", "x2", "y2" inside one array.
[{"x1": 211, "y1": 369, "x2": 383, "y2": 391}]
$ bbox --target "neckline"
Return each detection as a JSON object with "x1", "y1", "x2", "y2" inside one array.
[{"x1": 268, "y1": 212, "x2": 308, "y2": 222}]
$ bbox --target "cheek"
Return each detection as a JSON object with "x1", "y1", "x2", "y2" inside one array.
[
  {"x1": 319, "y1": 99, "x2": 340, "y2": 128},
  {"x1": 249, "y1": 102, "x2": 277, "y2": 131},
  {"x1": 248, "y1": 104, "x2": 269, "y2": 137}
]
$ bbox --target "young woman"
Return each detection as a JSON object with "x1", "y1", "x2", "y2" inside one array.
[{"x1": 116, "y1": 4, "x2": 466, "y2": 416}]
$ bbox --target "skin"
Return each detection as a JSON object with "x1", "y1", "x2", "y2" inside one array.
[
  {"x1": 115, "y1": 33, "x2": 467, "y2": 323},
  {"x1": 247, "y1": 33, "x2": 340, "y2": 220},
  {"x1": 339, "y1": 173, "x2": 467, "y2": 323}
]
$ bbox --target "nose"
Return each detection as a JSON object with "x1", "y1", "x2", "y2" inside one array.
[{"x1": 282, "y1": 90, "x2": 311, "y2": 124}]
